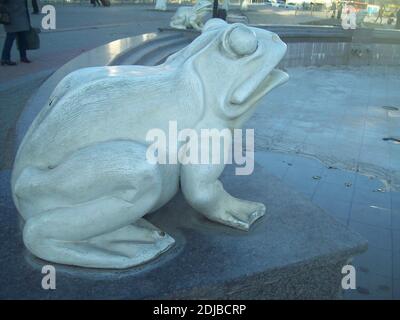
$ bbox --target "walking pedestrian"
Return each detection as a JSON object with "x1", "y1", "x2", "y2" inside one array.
[
  {"x1": 331, "y1": 1, "x2": 337, "y2": 19},
  {"x1": 396, "y1": 9, "x2": 400, "y2": 29},
  {"x1": 31, "y1": 0, "x2": 39, "y2": 14},
  {"x1": 90, "y1": 0, "x2": 102, "y2": 7},
  {"x1": 375, "y1": 4, "x2": 385, "y2": 24},
  {"x1": 337, "y1": 1, "x2": 343, "y2": 20},
  {"x1": 1, "y1": 0, "x2": 31, "y2": 66}
]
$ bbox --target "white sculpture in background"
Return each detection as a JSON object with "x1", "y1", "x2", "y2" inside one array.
[
  {"x1": 341, "y1": 4, "x2": 357, "y2": 30},
  {"x1": 12, "y1": 19, "x2": 289, "y2": 269},
  {"x1": 155, "y1": 0, "x2": 167, "y2": 11},
  {"x1": 240, "y1": 0, "x2": 249, "y2": 11},
  {"x1": 222, "y1": 0, "x2": 229, "y2": 11},
  {"x1": 170, "y1": 0, "x2": 212, "y2": 31}
]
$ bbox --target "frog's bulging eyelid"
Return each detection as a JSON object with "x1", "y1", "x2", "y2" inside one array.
[
  {"x1": 221, "y1": 25, "x2": 260, "y2": 58},
  {"x1": 220, "y1": 44, "x2": 259, "y2": 60},
  {"x1": 221, "y1": 39, "x2": 260, "y2": 59}
]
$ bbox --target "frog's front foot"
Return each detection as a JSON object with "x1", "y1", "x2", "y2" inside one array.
[
  {"x1": 181, "y1": 167, "x2": 266, "y2": 232},
  {"x1": 208, "y1": 198, "x2": 266, "y2": 231},
  {"x1": 170, "y1": 20, "x2": 187, "y2": 30}
]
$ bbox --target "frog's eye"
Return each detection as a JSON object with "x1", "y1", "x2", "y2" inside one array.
[{"x1": 223, "y1": 25, "x2": 258, "y2": 57}]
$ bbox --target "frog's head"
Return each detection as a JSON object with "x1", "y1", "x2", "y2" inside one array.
[{"x1": 166, "y1": 19, "x2": 289, "y2": 121}]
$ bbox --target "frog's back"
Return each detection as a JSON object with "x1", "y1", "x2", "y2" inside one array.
[{"x1": 13, "y1": 65, "x2": 202, "y2": 182}]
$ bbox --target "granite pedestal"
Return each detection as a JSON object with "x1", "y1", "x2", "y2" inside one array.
[{"x1": 0, "y1": 161, "x2": 366, "y2": 299}]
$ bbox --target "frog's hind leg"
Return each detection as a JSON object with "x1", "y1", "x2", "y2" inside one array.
[{"x1": 19, "y1": 141, "x2": 174, "y2": 269}]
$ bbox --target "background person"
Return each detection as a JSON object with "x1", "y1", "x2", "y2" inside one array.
[
  {"x1": 337, "y1": 1, "x2": 343, "y2": 20},
  {"x1": 331, "y1": 1, "x2": 337, "y2": 19},
  {"x1": 396, "y1": 9, "x2": 400, "y2": 29},
  {"x1": 375, "y1": 4, "x2": 385, "y2": 24},
  {"x1": 388, "y1": 12, "x2": 395, "y2": 25},
  {"x1": 91, "y1": 0, "x2": 102, "y2": 7},
  {"x1": 1, "y1": 0, "x2": 31, "y2": 66},
  {"x1": 31, "y1": 0, "x2": 39, "y2": 14}
]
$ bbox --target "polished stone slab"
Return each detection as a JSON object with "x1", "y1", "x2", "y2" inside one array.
[{"x1": 0, "y1": 162, "x2": 367, "y2": 299}]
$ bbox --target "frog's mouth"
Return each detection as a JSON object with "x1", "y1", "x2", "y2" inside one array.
[{"x1": 230, "y1": 68, "x2": 289, "y2": 106}]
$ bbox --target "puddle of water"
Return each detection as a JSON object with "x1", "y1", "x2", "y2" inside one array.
[
  {"x1": 257, "y1": 150, "x2": 393, "y2": 192},
  {"x1": 382, "y1": 106, "x2": 399, "y2": 111},
  {"x1": 382, "y1": 137, "x2": 400, "y2": 144}
]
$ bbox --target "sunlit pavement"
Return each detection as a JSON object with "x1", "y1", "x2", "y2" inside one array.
[
  {"x1": 0, "y1": 4, "x2": 328, "y2": 85},
  {"x1": 243, "y1": 5, "x2": 329, "y2": 25},
  {"x1": 0, "y1": 4, "x2": 176, "y2": 84}
]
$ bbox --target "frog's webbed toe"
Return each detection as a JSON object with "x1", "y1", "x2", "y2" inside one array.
[{"x1": 88, "y1": 219, "x2": 175, "y2": 268}]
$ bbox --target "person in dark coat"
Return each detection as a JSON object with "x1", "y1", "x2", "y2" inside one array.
[{"x1": 1, "y1": 0, "x2": 31, "y2": 66}]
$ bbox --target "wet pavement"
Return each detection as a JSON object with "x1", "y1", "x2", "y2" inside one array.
[
  {"x1": 248, "y1": 66, "x2": 400, "y2": 191},
  {"x1": 255, "y1": 151, "x2": 399, "y2": 299},
  {"x1": 250, "y1": 65, "x2": 400, "y2": 299}
]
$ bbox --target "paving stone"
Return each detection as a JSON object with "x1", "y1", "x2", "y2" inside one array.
[
  {"x1": 313, "y1": 181, "x2": 354, "y2": 204},
  {"x1": 352, "y1": 245, "x2": 392, "y2": 278},
  {"x1": 349, "y1": 220, "x2": 392, "y2": 251},
  {"x1": 350, "y1": 202, "x2": 391, "y2": 229},
  {"x1": 343, "y1": 272, "x2": 392, "y2": 300},
  {"x1": 353, "y1": 187, "x2": 391, "y2": 209}
]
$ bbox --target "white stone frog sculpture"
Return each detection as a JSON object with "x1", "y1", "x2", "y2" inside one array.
[
  {"x1": 170, "y1": 0, "x2": 211, "y2": 31},
  {"x1": 12, "y1": 19, "x2": 289, "y2": 269},
  {"x1": 155, "y1": 0, "x2": 167, "y2": 11}
]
